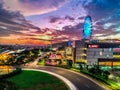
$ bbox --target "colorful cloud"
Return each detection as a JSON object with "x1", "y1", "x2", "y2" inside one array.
[{"x1": 0, "y1": 0, "x2": 120, "y2": 45}]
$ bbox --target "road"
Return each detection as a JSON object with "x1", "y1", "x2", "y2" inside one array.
[{"x1": 23, "y1": 65, "x2": 107, "y2": 90}]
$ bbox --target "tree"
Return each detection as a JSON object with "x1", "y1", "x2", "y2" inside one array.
[
  {"x1": 103, "y1": 71, "x2": 110, "y2": 79},
  {"x1": 116, "y1": 76, "x2": 120, "y2": 83}
]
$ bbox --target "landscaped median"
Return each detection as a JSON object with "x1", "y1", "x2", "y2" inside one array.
[
  {"x1": 37, "y1": 61, "x2": 120, "y2": 90},
  {"x1": 6, "y1": 70, "x2": 69, "y2": 90},
  {"x1": 53, "y1": 63, "x2": 120, "y2": 90},
  {"x1": 71, "y1": 68, "x2": 120, "y2": 90}
]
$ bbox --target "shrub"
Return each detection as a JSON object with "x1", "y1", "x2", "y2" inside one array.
[
  {"x1": 0, "y1": 79, "x2": 18, "y2": 90},
  {"x1": 0, "y1": 68, "x2": 22, "y2": 79}
]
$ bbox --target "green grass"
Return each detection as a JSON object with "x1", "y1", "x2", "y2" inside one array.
[
  {"x1": 7, "y1": 70, "x2": 69, "y2": 90},
  {"x1": 38, "y1": 59, "x2": 45, "y2": 65}
]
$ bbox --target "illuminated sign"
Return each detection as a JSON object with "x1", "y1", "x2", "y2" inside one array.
[
  {"x1": 99, "y1": 62, "x2": 113, "y2": 66},
  {"x1": 88, "y1": 45, "x2": 99, "y2": 48},
  {"x1": 56, "y1": 54, "x2": 62, "y2": 59},
  {"x1": 66, "y1": 47, "x2": 72, "y2": 55},
  {"x1": 113, "y1": 48, "x2": 120, "y2": 52},
  {"x1": 49, "y1": 54, "x2": 56, "y2": 59},
  {"x1": 72, "y1": 41, "x2": 76, "y2": 48},
  {"x1": 68, "y1": 40, "x2": 72, "y2": 46},
  {"x1": 113, "y1": 55, "x2": 120, "y2": 58}
]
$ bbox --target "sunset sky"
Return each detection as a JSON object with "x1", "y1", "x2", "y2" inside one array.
[{"x1": 0, "y1": 0, "x2": 120, "y2": 45}]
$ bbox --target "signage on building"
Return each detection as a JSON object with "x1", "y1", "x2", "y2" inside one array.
[
  {"x1": 88, "y1": 45, "x2": 99, "y2": 48},
  {"x1": 68, "y1": 40, "x2": 72, "y2": 46},
  {"x1": 113, "y1": 55, "x2": 120, "y2": 58},
  {"x1": 66, "y1": 47, "x2": 72, "y2": 55},
  {"x1": 49, "y1": 54, "x2": 56, "y2": 59},
  {"x1": 72, "y1": 40, "x2": 75, "y2": 48},
  {"x1": 49, "y1": 54, "x2": 62, "y2": 60},
  {"x1": 56, "y1": 54, "x2": 62, "y2": 59},
  {"x1": 113, "y1": 48, "x2": 120, "y2": 52}
]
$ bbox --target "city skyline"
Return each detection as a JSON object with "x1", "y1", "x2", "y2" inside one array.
[{"x1": 0, "y1": 0, "x2": 120, "y2": 45}]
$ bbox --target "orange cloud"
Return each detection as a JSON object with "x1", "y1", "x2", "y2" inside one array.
[
  {"x1": 0, "y1": 34, "x2": 50, "y2": 45},
  {"x1": 0, "y1": 38, "x2": 50, "y2": 45}
]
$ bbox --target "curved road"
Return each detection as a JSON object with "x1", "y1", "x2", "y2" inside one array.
[{"x1": 23, "y1": 66, "x2": 108, "y2": 90}]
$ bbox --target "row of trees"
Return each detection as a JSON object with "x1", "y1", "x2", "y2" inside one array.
[
  {"x1": 88, "y1": 66, "x2": 110, "y2": 79},
  {"x1": 0, "y1": 48, "x2": 43, "y2": 74}
]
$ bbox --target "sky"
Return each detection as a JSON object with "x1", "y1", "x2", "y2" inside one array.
[{"x1": 0, "y1": 0, "x2": 120, "y2": 45}]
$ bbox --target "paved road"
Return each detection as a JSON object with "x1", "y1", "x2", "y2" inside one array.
[{"x1": 23, "y1": 66, "x2": 107, "y2": 90}]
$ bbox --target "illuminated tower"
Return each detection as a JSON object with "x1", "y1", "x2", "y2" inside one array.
[{"x1": 83, "y1": 16, "x2": 92, "y2": 39}]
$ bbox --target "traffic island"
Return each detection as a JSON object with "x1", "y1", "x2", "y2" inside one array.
[{"x1": 7, "y1": 70, "x2": 69, "y2": 90}]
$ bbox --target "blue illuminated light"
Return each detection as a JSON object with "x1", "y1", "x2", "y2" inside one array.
[{"x1": 83, "y1": 16, "x2": 92, "y2": 39}]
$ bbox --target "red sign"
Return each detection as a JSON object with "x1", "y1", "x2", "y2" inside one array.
[
  {"x1": 89, "y1": 45, "x2": 99, "y2": 48},
  {"x1": 113, "y1": 48, "x2": 120, "y2": 52}
]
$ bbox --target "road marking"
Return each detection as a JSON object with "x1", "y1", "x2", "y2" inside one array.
[
  {"x1": 23, "y1": 68, "x2": 77, "y2": 90},
  {"x1": 45, "y1": 66, "x2": 108, "y2": 90}
]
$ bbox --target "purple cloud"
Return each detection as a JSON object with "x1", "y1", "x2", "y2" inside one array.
[
  {"x1": 0, "y1": 2, "x2": 42, "y2": 37},
  {"x1": 3, "y1": 0, "x2": 69, "y2": 16},
  {"x1": 49, "y1": 16, "x2": 61, "y2": 23},
  {"x1": 49, "y1": 15, "x2": 75, "y2": 23}
]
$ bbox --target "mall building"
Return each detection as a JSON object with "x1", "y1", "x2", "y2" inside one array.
[
  {"x1": 75, "y1": 39, "x2": 120, "y2": 66},
  {"x1": 52, "y1": 39, "x2": 120, "y2": 67}
]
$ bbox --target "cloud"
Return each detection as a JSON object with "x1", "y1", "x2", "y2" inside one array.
[
  {"x1": 0, "y1": 2, "x2": 42, "y2": 37},
  {"x1": 103, "y1": 23, "x2": 115, "y2": 29},
  {"x1": 92, "y1": 27, "x2": 119, "y2": 40},
  {"x1": 65, "y1": 15, "x2": 75, "y2": 21},
  {"x1": 0, "y1": 29, "x2": 22, "y2": 37},
  {"x1": 49, "y1": 16, "x2": 61, "y2": 23},
  {"x1": 27, "y1": 22, "x2": 83, "y2": 43},
  {"x1": 59, "y1": 23, "x2": 83, "y2": 40},
  {"x1": 1, "y1": 0, "x2": 120, "y2": 44},
  {"x1": 3, "y1": 0, "x2": 69, "y2": 16},
  {"x1": 74, "y1": 0, "x2": 120, "y2": 39},
  {"x1": 82, "y1": 0, "x2": 120, "y2": 21},
  {"x1": 49, "y1": 15, "x2": 75, "y2": 23},
  {"x1": 78, "y1": 16, "x2": 85, "y2": 20}
]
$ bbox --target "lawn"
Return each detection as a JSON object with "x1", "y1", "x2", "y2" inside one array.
[{"x1": 8, "y1": 70, "x2": 69, "y2": 90}]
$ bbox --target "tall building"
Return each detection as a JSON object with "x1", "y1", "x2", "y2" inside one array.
[{"x1": 83, "y1": 16, "x2": 92, "y2": 39}]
